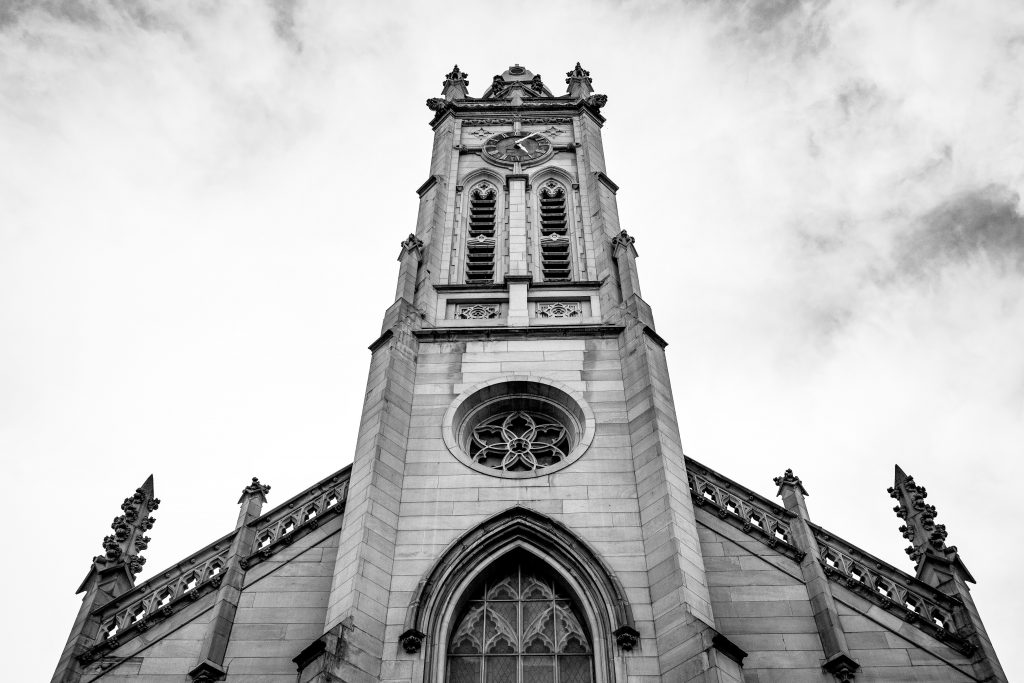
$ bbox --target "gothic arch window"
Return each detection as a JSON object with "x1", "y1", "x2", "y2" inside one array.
[
  {"x1": 446, "y1": 552, "x2": 594, "y2": 683},
  {"x1": 537, "y1": 181, "x2": 572, "y2": 282},
  {"x1": 465, "y1": 182, "x2": 499, "y2": 284}
]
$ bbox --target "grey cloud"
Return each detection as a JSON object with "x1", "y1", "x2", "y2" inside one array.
[
  {"x1": 898, "y1": 185, "x2": 1024, "y2": 276},
  {"x1": 0, "y1": 0, "x2": 165, "y2": 31}
]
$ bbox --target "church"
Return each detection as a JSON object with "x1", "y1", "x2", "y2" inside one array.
[{"x1": 53, "y1": 63, "x2": 1005, "y2": 683}]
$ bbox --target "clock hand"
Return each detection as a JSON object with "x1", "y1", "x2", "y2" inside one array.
[{"x1": 515, "y1": 142, "x2": 528, "y2": 153}]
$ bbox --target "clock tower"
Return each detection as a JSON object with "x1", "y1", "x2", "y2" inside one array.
[
  {"x1": 53, "y1": 63, "x2": 1005, "y2": 683},
  {"x1": 317, "y1": 61, "x2": 739, "y2": 683}
]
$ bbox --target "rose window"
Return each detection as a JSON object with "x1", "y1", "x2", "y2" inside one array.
[
  {"x1": 444, "y1": 380, "x2": 595, "y2": 479},
  {"x1": 470, "y1": 411, "x2": 570, "y2": 472}
]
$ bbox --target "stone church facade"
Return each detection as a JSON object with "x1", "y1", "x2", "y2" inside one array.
[{"x1": 53, "y1": 64, "x2": 1005, "y2": 683}]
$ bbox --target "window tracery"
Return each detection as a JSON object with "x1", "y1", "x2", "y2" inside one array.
[
  {"x1": 469, "y1": 411, "x2": 570, "y2": 473},
  {"x1": 447, "y1": 558, "x2": 593, "y2": 683}
]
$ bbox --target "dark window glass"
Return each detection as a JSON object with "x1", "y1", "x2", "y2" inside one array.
[{"x1": 446, "y1": 559, "x2": 593, "y2": 683}]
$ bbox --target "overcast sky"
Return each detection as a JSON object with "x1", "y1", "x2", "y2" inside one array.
[{"x1": 3, "y1": 0, "x2": 1022, "y2": 678}]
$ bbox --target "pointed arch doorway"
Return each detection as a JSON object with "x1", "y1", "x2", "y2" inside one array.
[{"x1": 446, "y1": 550, "x2": 594, "y2": 683}]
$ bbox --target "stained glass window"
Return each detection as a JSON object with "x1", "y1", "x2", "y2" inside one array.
[{"x1": 447, "y1": 559, "x2": 593, "y2": 683}]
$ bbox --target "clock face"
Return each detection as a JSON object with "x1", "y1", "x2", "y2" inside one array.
[{"x1": 484, "y1": 132, "x2": 551, "y2": 164}]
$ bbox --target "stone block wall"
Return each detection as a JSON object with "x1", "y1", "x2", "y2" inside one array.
[{"x1": 380, "y1": 335, "x2": 667, "y2": 683}]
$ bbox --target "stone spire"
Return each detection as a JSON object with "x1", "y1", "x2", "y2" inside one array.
[
  {"x1": 888, "y1": 465, "x2": 974, "y2": 587},
  {"x1": 565, "y1": 62, "x2": 594, "y2": 99},
  {"x1": 78, "y1": 474, "x2": 160, "y2": 594},
  {"x1": 441, "y1": 64, "x2": 469, "y2": 100},
  {"x1": 888, "y1": 465, "x2": 1007, "y2": 680},
  {"x1": 53, "y1": 476, "x2": 160, "y2": 682}
]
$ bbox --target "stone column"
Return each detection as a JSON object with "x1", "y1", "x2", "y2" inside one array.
[
  {"x1": 774, "y1": 469, "x2": 859, "y2": 682},
  {"x1": 188, "y1": 478, "x2": 269, "y2": 682},
  {"x1": 395, "y1": 234, "x2": 424, "y2": 304},
  {"x1": 611, "y1": 229, "x2": 641, "y2": 302},
  {"x1": 505, "y1": 173, "x2": 532, "y2": 327},
  {"x1": 505, "y1": 174, "x2": 530, "y2": 279}
]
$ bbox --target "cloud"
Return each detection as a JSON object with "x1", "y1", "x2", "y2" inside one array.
[{"x1": 899, "y1": 184, "x2": 1024, "y2": 276}]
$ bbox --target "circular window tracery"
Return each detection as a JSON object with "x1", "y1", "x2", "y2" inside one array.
[
  {"x1": 443, "y1": 378, "x2": 595, "y2": 479},
  {"x1": 470, "y1": 410, "x2": 570, "y2": 473}
]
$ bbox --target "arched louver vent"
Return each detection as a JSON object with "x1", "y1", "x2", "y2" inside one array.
[
  {"x1": 539, "y1": 183, "x2": 571, "y2": 282},
  {"x1": 466, "y1": 184, "x2": 497, "y2": 284}
]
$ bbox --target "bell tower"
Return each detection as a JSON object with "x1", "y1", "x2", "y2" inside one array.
[{"x1": 309, "y1": 63, "x2": 744, "y2": 683}]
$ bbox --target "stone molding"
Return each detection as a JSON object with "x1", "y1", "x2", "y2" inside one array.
[
  {"x1": 412, "y1": 324, "x2": 624, "y2": 343},
  {"x1": 402, "y1": 506, "x2": 637, "y2": 679}
]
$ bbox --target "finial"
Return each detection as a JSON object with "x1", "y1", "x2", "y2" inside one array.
[
  {"x1": 611, "y1": 230, "x2": 636, "y2": 251},
  {"x1": 398, "y1": 233, "x2": 425, "y2": 262},
  {"x1": 238, "y1": 476, "x2": 271, "y2": 503},
  {"x1": 441, "y1": 63, "x2": 469, "y2": 101},
  {"x1": 774, "y1": 468, "x2": 809, "y2": 496},
  {"x1": 566, "y1": 61, "x2": 594, "y2": 99}
]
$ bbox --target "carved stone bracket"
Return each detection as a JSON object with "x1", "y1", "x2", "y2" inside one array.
[
  {"x1": 399, "y1": 628, "x2": 426, "y2": 654},
  {"x1": 613, "y1": 625, "x2": 639, "y2": 651},
  {"x1": 188, "y1": 659, "x2": 227, "y2": 682},
  {"x1": 823, "y1": 652, "x2": 860, "y2": 682}
]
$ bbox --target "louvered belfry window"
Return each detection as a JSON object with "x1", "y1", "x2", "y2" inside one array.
[
  {"x1": 447, "y1": 558, "x2": 594, "y2": 683},
  {"x1": 539, "y1": 183, "x2": 572, "y2": 282},
  {"x1": 466, "y1": 184, "x2": 498, "y2": 284}
]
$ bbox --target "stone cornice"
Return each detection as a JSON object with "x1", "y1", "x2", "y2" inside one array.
[
  {"x1": 594, "y1": 171, "x2": 618, "y2": 194},
  {"x1": 430, "y1": 97, "x2": 606, "y2": 128},
  {"x1": 415, "y1": 174, "x2": 441, "y2": 197},
  {"x1": 413, "y1": 324, "x2": 625, "y2": 343}
]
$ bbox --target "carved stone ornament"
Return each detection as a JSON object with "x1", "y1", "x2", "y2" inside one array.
[
  {"x1": 585, "y1": 94, "x2": 608, "y2": 109},
  {"x1": 464, "y1": 118, "x2": 515, "y2": 126},
  {"x1": 610, "y1": 229, "x2": 635, "y2": 251},
  {"x1": 400, "y1": 234, "x2": 424, "y2": 254},
  {"x1": 489, "y1": 75, "x2": 511, "y2": 99},
  {"x1": 613, "y1": 625, "x2": 640, "y2": 651},
  {"x1": 188, "y1": 660, "x2": 228, "y2": 682},
  {"x1": 425, "y1": 97, "x2": 447, "y2": 112},
  {"x1": 537, "y1": 302, "x2": 582, "y2": 319},
  {"x1": 241, "y1": 477, "x2": 271, "y2": 499},
  {"x1": 774, "y1": 467, "x2": 809, "y2": 495},
  {"x1": 443, "y1": 64, "x2": 468, "y2": 88},
  {"x1": 455, "y1": 303, "x2": 500, "y2": 320},
  {"x1": 565, "y1": 62, "x2": 592, "y2": 87},
  {"x1": 399, "y1": 628, "x2": 426, "y2": 654},
  {"x1": 823, "y1": 653, "x2": 860, "y2": 682},
  {"x1": 529, "y1": 73, "x2": 546, "y2": 95}
]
